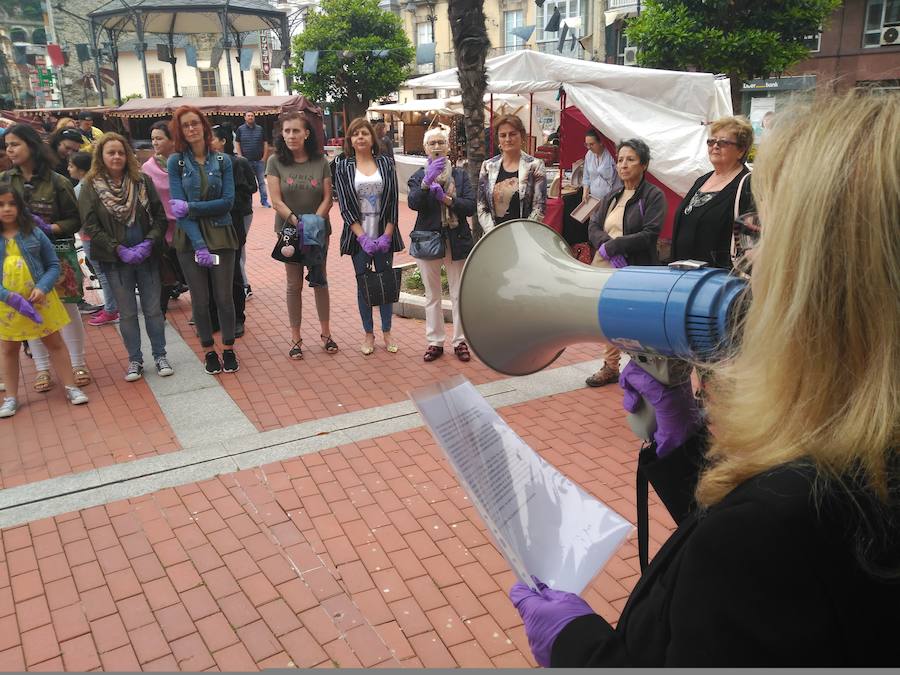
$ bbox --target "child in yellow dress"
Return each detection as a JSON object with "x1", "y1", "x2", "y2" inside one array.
[{"x1": 0, "y1": 185, "x2": 88, "y2": 417}]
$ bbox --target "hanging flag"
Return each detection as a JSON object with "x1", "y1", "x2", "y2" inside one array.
[
  {"x1": 302, "y1": 50, "x2": 318, "y2": 74},
  {"x1": 239, "y1": 47, "x2": 253, "y2": 71},
  {"x1": 569, "y1": 32, "x2": 577, "y2": 51},
  {"x1": 209, "y1": 45, "x2": 223, "y2": 68},
  {"x1": 557, "y1": 22, "x2": 569, "y2": 51},
  {"x1": 535, "y1": 0, "x2": 545, "y2": 6},
  {"x1": 416, "y1": 43, "x2": 435, "y2": 65},
  {"x1": 47, "y1": 44, "x2": 64, "y2": 67},
  {"x1": 185, "y1": 44, "x2": 198, "y2": 68},
  {"x1": 76, "y1": 43, "x2": 91, "y2": 62},
  {"x1": 510, "y1": 25, "x2": 535, "y2": 42},
  {"x1": 544, "y1": 6, "x2": 561, "y2": 32}
]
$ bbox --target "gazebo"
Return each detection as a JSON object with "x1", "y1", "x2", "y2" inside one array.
[{"x1": 87, "y1": 0, "x2": 291, "y2": 104}]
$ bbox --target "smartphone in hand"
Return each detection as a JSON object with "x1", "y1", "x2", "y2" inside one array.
[{"x1": 195, "y1": 252, "x2": 220, "y2": 265}]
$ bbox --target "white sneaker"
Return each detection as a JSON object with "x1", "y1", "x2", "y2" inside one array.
[
  {"x1": 125, "y1": 361, "x2": 144, "y2": 382},
  {"x1": 155, "y1": 356, "x2": 174, "y2": 377},
  {"x1": 65, "y1": 386, "x2": 89, "y2": 406},
  {"x1": 0, "y1": 397, "x2": 17, "y2": 418}
]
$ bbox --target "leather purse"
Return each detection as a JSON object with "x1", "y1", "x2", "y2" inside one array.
[
  {"x1": 356, "y1": 261, "x2": 402, "y2": 307},
  {"x1": 409, "y1": 229, "x2": 445, "y2": 260}
]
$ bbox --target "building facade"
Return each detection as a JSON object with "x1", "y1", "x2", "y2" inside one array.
[{"x1": 0, "y1": 0, "x2": 63, "y2": 108}]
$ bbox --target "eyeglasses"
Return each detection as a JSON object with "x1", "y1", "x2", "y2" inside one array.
[
  {"x1": 181, "y1": 120, "x2": 203, "y2": 129},
  {"x1": 426, "y1": 139, "x2": 447, "y2": 146},
  {"x1": 707, "y1": 138, "x2": 739, "y2": 148}
]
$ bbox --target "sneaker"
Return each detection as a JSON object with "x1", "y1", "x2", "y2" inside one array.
[
  {"x1": 235, "y1": 323, "x2": 245, "y2": 338},
  {"x1": 125, "y1": 361, "x2": 144, "y2": 382},
  {"x1": 155, "y1": 356, "x2": 174, "y2": 377},
  {"x1": 585, "y1": 365, "x2": 620, "y2": 388},
  {"x1": 0, "y1": 397, "x2": 17, "y2": 418},
  {"x1": 65, "y1": 386, "x2": 89, "y2": 405},
  {"x1": 88, "y1": 309, "x2": 119, "y2": 326},
  {"x1": 204, "y1": 351, "x2": 222, "y2": 375},
  {"x1": 222, "y1": 349, "x2": 239, "y2": 373},
  {"x1": 77, "y1": 300, "x2": 103, "y2": 314},
  {"x1": 244, "y1": 285, "x2": 253, "y2": 299}
]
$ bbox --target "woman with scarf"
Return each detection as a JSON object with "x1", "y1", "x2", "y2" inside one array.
[
  {"x1": 407, "y1": 127, "x2": 475, "y2": 362},
  {"x1": 79, "y1": 133, "x2": 172, "y2": 381}
]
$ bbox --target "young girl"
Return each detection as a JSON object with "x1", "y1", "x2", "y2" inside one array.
[{"x1": 0, "y1": 185, "x2": 88, "y2": 417}]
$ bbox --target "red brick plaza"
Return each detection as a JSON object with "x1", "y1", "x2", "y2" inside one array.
[{"x1": 0, "y1": 198, "x2": 675, "y2": 670}]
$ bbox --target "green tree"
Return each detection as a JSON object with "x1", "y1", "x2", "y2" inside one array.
[
  {"x1": 625, "y1": 0, "x2": 841, "y2": 109},
  {"x1": 288, "y1": 0, "x2": 415, "y2": 120}
]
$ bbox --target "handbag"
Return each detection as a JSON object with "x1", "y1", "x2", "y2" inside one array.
[
  {"x1": 447, "y1": 225, "x2": 474, "y2": 260},
  {"x1": 409, "y1": 229, "x2": 445, "y2": 260},
  {"x1": 271, "y1": 224, "x2": 304, "y2": 264},
  {"x1": 53, "y1": 238, "x2": 84, "y2": 303},
  {"x1": 356, "y1": 261, "x2": 402, "y2": 307},
  {"x1": 571, "y1": 241, "x2": 595, "y2": 264}
]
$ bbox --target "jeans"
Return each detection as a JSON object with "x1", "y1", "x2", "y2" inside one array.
[
  {"x1": 352, "y1": 249, "x2": 393, "y2": 334},
  {"x1": 81, "y1": 239, "x2": 117, "y2": 313},
  {"x1": 239, "y1": 213, "x2": 252, "y2": 286},
  {"x1": 178, "y1": 249, "x2": 236, "y2": 347},
  {"x1": 248, "y1": 160, "x2": 269, "y2": 205},
  {"x1": 101, "y1": 259, "x2": 167, "y2": 363}
]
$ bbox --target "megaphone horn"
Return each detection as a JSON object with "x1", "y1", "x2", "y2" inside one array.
[{"x1": 458, "y1": 219, "x2": 615, "y2": 376}]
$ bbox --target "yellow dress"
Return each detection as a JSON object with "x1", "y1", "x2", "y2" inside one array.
[{"x1": 0, "y1": 238, "x2": 70, "y2": 341}]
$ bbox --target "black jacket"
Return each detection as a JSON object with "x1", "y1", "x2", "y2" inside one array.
[
  {"x1": 407, "y1": 166, "x2": 476, "y2": 262},
  {"x1": 334, "y1": 153, "x2": 404, "y2": 257},
  {"x1": 552, "y1": 455, "x2": 899, "y2": 666},
  {"x1": 671, "y1": 167, "x2": 753, "y2": 268},
  {"x1": 587, "y1": 178, "x2": 666, "y2": 266},
  {"x1": 231, "y1": 154, "x2": 257, "y2": 218}
]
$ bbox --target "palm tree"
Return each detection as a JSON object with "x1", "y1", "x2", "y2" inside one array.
[{"x1": 448, "y1": 0, "x2": 489, "y2": 239}]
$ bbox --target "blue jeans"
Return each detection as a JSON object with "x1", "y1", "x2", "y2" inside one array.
[
  {"x1": 248, "y1": 159, "x2": 269, "y2": 205},
  {"x1": 352, "y1": 249, "x2": 393, "y2": 334},
  {"x1": 101, "y1": 259, "x2": 167, "y2": 363},
  {"x1": 81, "y1": 239, "x2": 117, "y2": 313}
]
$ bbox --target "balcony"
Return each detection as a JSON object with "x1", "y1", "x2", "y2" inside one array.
[
  {"x1": 608, "y1": 0, "x2": 639, "y2": 8},
  {"x1": 180, "y1": 84, "x2": 235, "y2": 97}
]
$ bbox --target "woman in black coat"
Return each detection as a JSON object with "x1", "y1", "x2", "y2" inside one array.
[{"x1": 509, "y1": 93, "x2": 900, "y2": 666}]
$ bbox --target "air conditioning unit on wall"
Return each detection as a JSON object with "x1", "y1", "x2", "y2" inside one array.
[
  {"x1": 623, "y1": 46, "x2": 639, "y2": 66},
  {"x1": 880, "y1": 23, "x2": 899, "y2": 46}
]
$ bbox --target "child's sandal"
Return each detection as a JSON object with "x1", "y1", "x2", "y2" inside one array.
[
  {"x1": 288, "y1": 340, "x2": 303, "y2": 360},
  {"x1": 73, "y1": 366, "x2": 91, "y2": 387},
  {"x1": 33, "y1": 371, "x2": 54, "y2": 393},
  {"x1": 321, "y1": 334, "x2": 339, "y2": 354}
]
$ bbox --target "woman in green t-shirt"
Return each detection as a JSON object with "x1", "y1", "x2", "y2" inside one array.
[{"x1": 266, "y1": 112, "x2": 336, "y2": 360}]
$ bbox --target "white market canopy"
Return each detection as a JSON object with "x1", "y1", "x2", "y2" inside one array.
[{"x1": 406, "y1": 50, "x2": 733, "y2": 195}]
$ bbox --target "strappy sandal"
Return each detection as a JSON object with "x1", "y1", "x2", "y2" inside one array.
[
  {"x1": 34, "y1": 370, "x2": 54, "y2": 393},
  {"x1": 424, "y1": 345, "x2": 443, "y2": 362},
  {"x1": 321, "y1": 334, "x2": 339, "y2": 354},
  {"x1": 288, "y1": 340, "x2": 303, "y2": 360},
  {"x1": 73, "y1": 366, "x2": 92, "y2": 387},
  {"x1": 383, "y1": 334, "x2": 399, "y2": 354},
  {"x1": 454, "y1": 342, "x2": 471, "y2": 362}
]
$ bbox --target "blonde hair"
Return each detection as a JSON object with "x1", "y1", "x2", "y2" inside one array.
[
  {"x1": 85, "y1": 132, "x2": 143, "y2": 184},
  {"x1": 709, "y1": 115, "x2": 754, "y2": 160},
  {"x1": 697, "y1": 93, "x2": 900, "y2": 508},
  {"x1": 54, "y1": 117, "x2": 76, "y2": 132}
]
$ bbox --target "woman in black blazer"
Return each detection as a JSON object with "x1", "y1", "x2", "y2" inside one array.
[
  {"x1": 334, "y1": 117, "x2": 404, "y2": 355},
  {"x1": 508, "y1": 94, "x2": 900, "y2": 666}
]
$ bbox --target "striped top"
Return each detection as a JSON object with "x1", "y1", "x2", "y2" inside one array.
[{"x1": 334, "y1": 153, "x2": 404, "y2": 257}]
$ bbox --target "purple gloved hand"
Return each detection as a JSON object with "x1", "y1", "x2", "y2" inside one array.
[
  {"x1": 374, "y1": 232, "x2": 392, "y2": 253},
  {"x1": 422, "y1": 156, "x2": 446, "y2": 186},
  {"x1": 31, "y1": 213, "x2": 53, "y2": 235},
  {"x1": 429, "y1": 183, "x2": 446, "y2": 202},
  {"x1": 116, "y1": 245, "x2": 143, "y2": 265},
  {"x1": 357, "y1": 233, "x2": 378, "y2": 256},
  {"x1": 194, "y1": 247, "x2": 216, "y2": 267},
  {"x1": 509, "y1": 579, "x2": 595, "y2": 667},
  {"x1": 4, "y1": 292, "x2": 42, "y2": 324},
  {"x1": 169, "y1": 199, "x2": 190, "y2": 219},
  {"x1": 619, "y1": 361, "x2": 701, "y2": 457},
  {"x1": 599, "y1": 243, "x2": 628, "y2": 269},
  {"x1": 133, "y1": 239, "x2": 154, "y2": 262}
]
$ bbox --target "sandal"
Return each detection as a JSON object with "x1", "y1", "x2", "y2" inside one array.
[
  {"x1": 73, "y1": 366, "x2": 92, "y2": 387},
  {"x1": 454, "y1": 342, "x2": 471, "y2": 362},
  {"x1": 360, "y1": 343, "x2": 375, "y2": 356},
  {"x1": 383, "y1": 334, "x2": 399, "y2": 354},
  {"x1": 424, "y1": 345, "x2": 444, "y2": 362},
  {"x1": 321, "y1": 334, "x2": 339, "y2": 354},
  {"x1": 34, "y1": 370, "x2": 54, "y2": 393},
  {"x1": 288, "y1": 340, "x2": 303, "y2": 360}
]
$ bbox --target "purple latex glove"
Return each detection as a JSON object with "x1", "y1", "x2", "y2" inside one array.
[
  {"x1": 169, "y1": 199, "x2": 190, "y2": 219},
  {"x1": 429, "y1": 183, "x2": 446, "y2": 203},
  {"x1": 598, "y1": 243, "x2": 628, "y2": 269},
  {"x1": 4, "y1": 292, "x2": 42, "y2": 324},
  {"x1": 116, "y1": 245, "x2": 143, "y2": 265},
  {"x1": 509, "y1": 579, "x2": 595, "y2": 667},
  {"x1": 422, "y1": 156, "x2": 446, "y2": 186},
  {"x1": 194, "y1": 247, "x2": 216, "y2": 268},
  {"x1": 374, "y1": 232, "x2": 392, "y2": 253},
  {"x1": 619, "y1": 361, "x2": 701, "y2": 457},
  {"x1": 133, "y1": 239, "x2": 154, "y2": 262},
  {"x1": 31, "y1": 213, "x2": 53, "y2": 235},
  {"x1": 356, "y1": 233, "x2": 378, "y2": 256}
]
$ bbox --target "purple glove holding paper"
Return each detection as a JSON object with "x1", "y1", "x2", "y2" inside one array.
[
  {"x1": 619, "y1": 361, "x2": 701, "y2": 457},
  {"x1": 429, "y1": 183, "x2": 446, "y2": 203},
  {"x1": 422, "y1": 156, "x2": 446, "y2": 187},
  {"x1": 357, "y1": 233, "x2": 379, "y2": 256},
  {"x1": 4, "y1": 292, "x2": 42, "y2": 324},
  {"x1": 509, "y1": 578, "x2": 595, "y2": 667},
  {"x1": 169, "y1": 199, "x2": 190, "y2": 219},
  {"x1": 194, "y1": 247, "x2": 216, "y2": 268},
  {"x1": 599, "y1": 243, "x2": 628, "y2": 269},
  {"x1": 30, "y1": 213, "x2": 53, "y2": 235}
]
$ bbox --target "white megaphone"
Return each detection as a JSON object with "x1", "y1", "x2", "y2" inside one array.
[{"x1": 458, "y1": 219, "x2": 748, "y2": 379}]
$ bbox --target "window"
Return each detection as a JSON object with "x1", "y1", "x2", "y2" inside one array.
[
  {"x1": 416, "y1": 21, "x2": 433, "y2": 45},
  {"x1": 616, "y1": 29, "x2": 630, "y2": 64},
  {"x1": 504, "y1": 10, "x2": 524, "y2": 52},
  {"x1": 535, "y1": 0, "x2": 584, "y2": 55},
  {"x1": 864, "y1": 0, "x2": 900, "y2": 47},
  {"x1": 199, "y1": 69, "x2": 218, "y2": 96},
  {"x1": 147, "y1": 72, "x2": 164, "y2": 98},
  {"x1": 801, "y1": 30, "x2": 822, "y2": 52},
  {"x1": 254, "y1": 69, "x2": 272, "y2": 96},
  {"x1": 10, "y1": 27, "x2": 27, "y2": 43}
]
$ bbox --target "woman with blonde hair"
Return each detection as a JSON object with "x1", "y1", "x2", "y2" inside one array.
[{"x1": 508, "y1": 92, "x2": 900, "y2": 665}]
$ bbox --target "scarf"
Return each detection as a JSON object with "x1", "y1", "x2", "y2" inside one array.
[
  {"x1": 433, "y1": 158, "x2": 458, "y2": 229},
  {"x1": 92, "y1": 173, "x2": 148, "y2": 227}
]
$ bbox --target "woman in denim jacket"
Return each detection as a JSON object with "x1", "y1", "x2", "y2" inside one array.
[{"x1": 167, "y1": 106, "x2": 239, "y2": 375}]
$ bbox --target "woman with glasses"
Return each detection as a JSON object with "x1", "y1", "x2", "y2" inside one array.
[
  {"x1": 671, "y1": 116, "x2": 754, "y2": 268},
  {"x1": 167, "y1": 106, "x2": 239, "y2": 375},
  {"x1": 0, "y1": 123, "x2": 92, "y2": 395}
]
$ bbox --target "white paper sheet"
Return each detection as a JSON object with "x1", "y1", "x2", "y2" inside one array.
[{"x1": 411, "y1": 376, "x2": 633, "y2": 594}]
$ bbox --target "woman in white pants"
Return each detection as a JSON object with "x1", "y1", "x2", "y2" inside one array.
[{"x1": 406, "y1": 127, "x2": 476, "y2": 362}]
